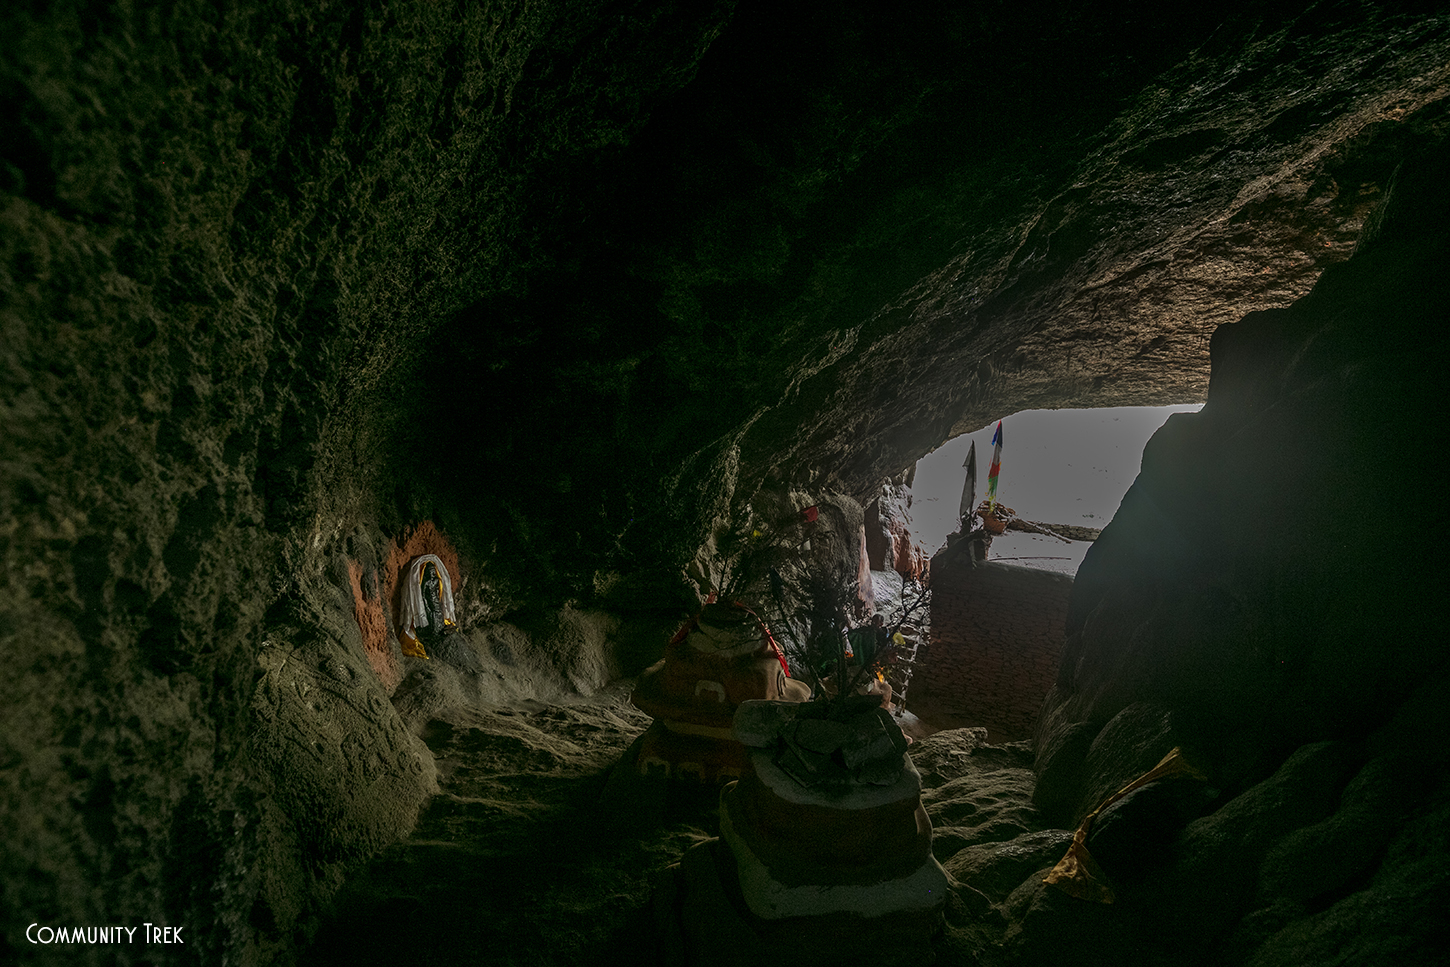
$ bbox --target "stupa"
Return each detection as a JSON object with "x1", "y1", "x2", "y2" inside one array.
[
  {"x1": 655, "y1": 696, "x2": 948, "y2": 964},
  {"x1": 630, "y1": 602, "x2": 810, "y2": 783},
  {"x1": 722, "y1": 698, "x2": 948, "y2": 921}
]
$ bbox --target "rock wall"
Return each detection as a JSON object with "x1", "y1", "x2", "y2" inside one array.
[
  {"x1": 864, "y1": 478, "x2": 930, "y2": 581},
  {"x1": 914, "y1": 560, "x2": 1072, "y2": 741},
  {"x1": 0, "y1": 2, "x2": 731, "y2": 959},
  {"x1": 4, "y1": 2, "x2": 1450, "y2": 964},
  {"x1": 1025, "y1": 142, "x2": 1450, "y2": 965}
]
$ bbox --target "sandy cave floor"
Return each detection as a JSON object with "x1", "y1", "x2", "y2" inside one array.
[
  {"x1": 304, "y1": 683, "x2": 719, "y2": 967},
  {"x1": 302, "y1": 681, "x2": 988, "y2": 967}
]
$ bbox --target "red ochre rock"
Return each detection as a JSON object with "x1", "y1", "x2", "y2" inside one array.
[
  {"x1": 864, "y1": 480, "x2": 930, "y2": 581},
  {"x1": 344, "y1": 520, "x2": 466, "y2": 693},
  {"x1": 630, "y1": 603, "x2": 810, "y2": 782},
  {"x1": 347, "y1": 558, "x2": 397, "y2": 692}
]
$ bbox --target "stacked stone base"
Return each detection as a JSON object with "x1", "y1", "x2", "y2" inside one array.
[
  {"x1": 718, "y1": 767, "x2": 946, "y2": 918},
  {"x1": 635, "y1": 719, "x2": 750, "y2": 783},
  {"x1": 654, "y1": 741, "x2": 946, "y2": 966},
  {"x1": 656, "y1": 839, "x2": 943, "y2": 967},
  {"x1": 630, "y1": 604, "x2": 810, "y2": 783}
]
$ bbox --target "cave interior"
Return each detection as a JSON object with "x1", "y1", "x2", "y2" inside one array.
[{"x1": 3, "y1": 1, "x2": 1448, "y2": 965}]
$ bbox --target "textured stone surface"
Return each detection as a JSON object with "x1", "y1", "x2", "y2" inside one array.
[
  {"x1": 1239, "y1": 775, "x2": 1450, "y2": 967},
  {"x1": 906, "y1": 726, "x2": 996, "y2": 789},
  {"x1": 4, "y1": 1, "x2": 1450, "y2": 963},
  {"x1": 913, "y1": 560, "x2": 1072, "y2": 741},
  {"x1": 1037, "y1": 145, "x2": 1450, "y2": 804},
  {"x1": 304, "y1": 691, "x2": 696, "y2": 967},
  {"x1": 1034, "y1": 701, "x2": 1186, "y2": 827},
  {"x1": 943, "y1": 828, "x2": 1074, "y2": 905},
  {"x1": 390, "y1": 605, "x2": 642, "y2": 732},
  {"x1": 249, "y1": 634, "x2": 438, "y2": 862},
  {"x1": 1138, "y1": 741, "x2": 1359, "y2": 943},
  {"x1": 864, "y1": 478, "x2": 929, "y2": 580},
  {"x1": 1021, "y1": 143, "x2": 1450, "y2": 965},
  {"x1": 917, "y1": 734, "x2": 1042, "y2": 867}
]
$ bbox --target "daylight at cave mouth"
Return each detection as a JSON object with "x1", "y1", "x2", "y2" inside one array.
[{"x1": 911, "y1": 403, "x2": 1205, "y2": 569}]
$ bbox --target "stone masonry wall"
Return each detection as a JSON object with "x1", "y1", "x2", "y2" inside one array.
[{"x1": 912, "y1": 559, "x2": 1072, "y2": 741}]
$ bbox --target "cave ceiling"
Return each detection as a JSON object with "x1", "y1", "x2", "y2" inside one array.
[
  {"x1": 414, "y1": 1, "x2": 1450, "y2": 594},
  {"x1": 5, "y1": 0, "x2": 1450, "y2": 604}
]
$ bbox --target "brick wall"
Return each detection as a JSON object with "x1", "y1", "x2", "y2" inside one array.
[{"x1": 911, "y1": 559, "x2": 1072, "y2": 741}]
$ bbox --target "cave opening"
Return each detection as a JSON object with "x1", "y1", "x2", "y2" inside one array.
[{"x1": 912, "y1": 403, "x2": 1206, "y2": 572}]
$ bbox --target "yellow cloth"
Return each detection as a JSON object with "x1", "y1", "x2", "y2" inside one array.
[
  {"x1": 1044, "y1": 747, "x2": 1205, "y2": 903},
  {"x1": 400, "y1": 632, "x2": 430, "y2": 660},
  {"x1": 399, "y1": 554, "x2": 456, "y2": 649}
]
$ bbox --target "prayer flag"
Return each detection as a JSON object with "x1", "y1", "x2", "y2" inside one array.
[
  {"x1": 958, "y1": 441, "x2": 977, "y2": 523},
  {"x1": 987, "y1": 421, "x2": 1003, "y2": 507}
]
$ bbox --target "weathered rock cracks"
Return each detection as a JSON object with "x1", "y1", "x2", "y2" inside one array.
[
  {"x1": 1015, "y1": 142, "x2": 1450, "y2": 965},
  {"x1": 3, "y1": 2, "x2": 1449, "y2": 964}
]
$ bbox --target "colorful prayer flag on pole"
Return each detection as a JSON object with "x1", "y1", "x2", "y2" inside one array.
[{"x1": 987, "y1": 421, "x2": 1003, "y2": 509}]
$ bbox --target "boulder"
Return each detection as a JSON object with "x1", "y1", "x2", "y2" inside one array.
[
  {"x1": 943, "y1": 828, "x2": 1074, "y2": 904},
  {"x1": 250, "y1": 635, "x2": 438, "y2": 862},
  {"x1": 1027, "y1": 142, "x2": 1450, "y2": 965}
]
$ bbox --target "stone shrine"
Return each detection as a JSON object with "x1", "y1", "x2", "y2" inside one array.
[{"x1": 630, "y1": 603, "x2": 811, "y2": 782}]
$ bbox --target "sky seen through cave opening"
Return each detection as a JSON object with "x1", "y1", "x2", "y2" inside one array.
[{"x1": 911, "y1": 404, "x2": 1204, "y2": 573}]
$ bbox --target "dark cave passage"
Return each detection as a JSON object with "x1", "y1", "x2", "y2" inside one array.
[{"x1": 5, "y1": 2, "x2": 1450, "y2": 965}]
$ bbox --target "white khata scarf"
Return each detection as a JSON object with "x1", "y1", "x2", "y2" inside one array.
[{"x1": 399, "y1": 554, "x2": 457, "y2": 657}]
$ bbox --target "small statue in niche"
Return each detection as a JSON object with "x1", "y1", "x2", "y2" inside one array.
[{"x1": 399, "y1": 554, "x2": 458, "y2": 659}]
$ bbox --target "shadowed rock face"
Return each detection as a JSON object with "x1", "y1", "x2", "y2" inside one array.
[
  {"x1": 1024, "y1": 143, "x2": 1448, "y2": 966},
  {"x1": 2, "y1": 0, "x2": 1448, "y2": 962},
  {"x1": 1037, "y1": 144, "x2": 1450, "y2": 820}
]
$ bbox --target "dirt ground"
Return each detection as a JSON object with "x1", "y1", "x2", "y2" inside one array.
[
  {"x1": 302, "y1": 681, "x2": 977, "y2": 967},
  {"x1": 303, "y1": 685, "x2": 712, "y2": 967}
]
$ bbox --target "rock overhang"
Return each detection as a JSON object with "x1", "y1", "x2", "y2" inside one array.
[
  {"x1": 403, "y1": 1, "x2": 1450, "y2": 601},
  {"x1": 4, "y1": 1, "x2": 1450, "y2": 959}
]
